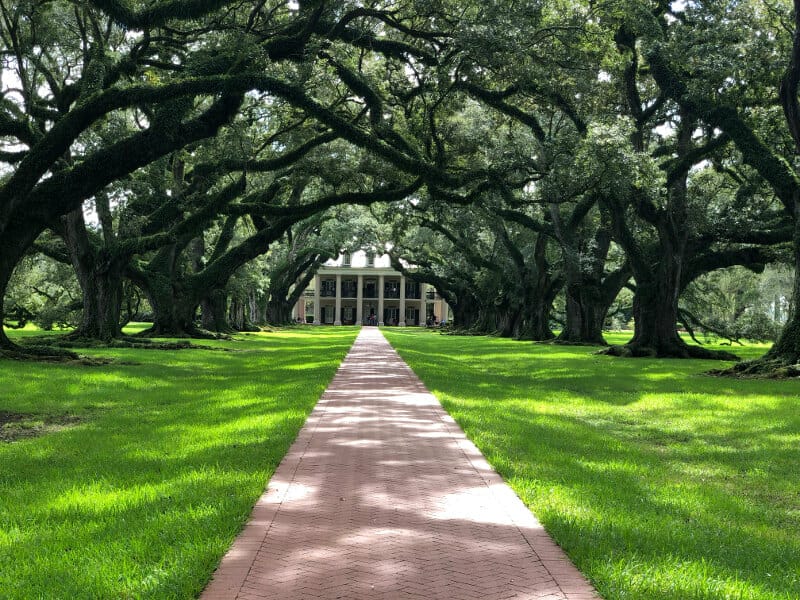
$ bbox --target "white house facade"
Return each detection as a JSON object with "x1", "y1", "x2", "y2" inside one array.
[{"x1": 293, "y1": 251, "x2": 450, "y2": 326}]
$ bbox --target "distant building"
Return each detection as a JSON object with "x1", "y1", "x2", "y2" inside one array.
[{"x1": 293, "y1": 251, "x2": 450, "y2": 326}]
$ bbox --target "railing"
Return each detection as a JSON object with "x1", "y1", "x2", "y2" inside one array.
[{"x1": 307, "y1": 288, "x2": 437, "y2": 300}]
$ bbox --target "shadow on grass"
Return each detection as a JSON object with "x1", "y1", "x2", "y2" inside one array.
[
  {"x1": 383, "y1": 329, "x2": 800, "y2": 600},
  {"x1": 0, "y1": 327, "x2": 359, "y2": 599}
]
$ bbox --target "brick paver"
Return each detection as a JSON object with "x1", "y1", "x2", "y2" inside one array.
[{"x1": 202, "y1": 327, "x2": 599, "y2": 600}]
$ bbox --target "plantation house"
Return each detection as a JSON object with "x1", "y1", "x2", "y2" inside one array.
[{"x1": 293, "y1": 251, "x2": 450, "y2": 326}]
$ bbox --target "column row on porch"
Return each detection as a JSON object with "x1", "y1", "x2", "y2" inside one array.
[{"x1": 312, "y1": 273, "x2": 426, "y2": 326}]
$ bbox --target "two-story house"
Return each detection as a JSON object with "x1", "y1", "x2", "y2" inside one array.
[{"x1": 293, "y1": 251, "x2": 450, "y2": 326}]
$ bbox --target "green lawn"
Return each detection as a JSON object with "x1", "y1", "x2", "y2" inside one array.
[
  {"x1": 0, "y1": 325, "x2": 358, "y2": 599},
  {"x1": 382, "y1": 329, "x2": 800, "y2": 600}
]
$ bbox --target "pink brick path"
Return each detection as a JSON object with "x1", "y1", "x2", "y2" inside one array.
[{"x1": 202, "y1": 327, "x2": 599, "y2": 600}]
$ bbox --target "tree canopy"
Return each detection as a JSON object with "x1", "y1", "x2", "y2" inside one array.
[{"x1": 1, "y1": 0, "x2": 798, "y2": 374}]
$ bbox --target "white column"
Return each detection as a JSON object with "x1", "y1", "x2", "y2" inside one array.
[
  {"x1": 378, "y1": 274, "x2": 385, "y2": 326},
  {"x1": 437, "y1": 298, "x2": 446, "y2": 323},
  {"x1": 334, "y1": 274, "x2": 342, "y2": 325},
  {"x1": 313, "y1": 274, "x2": 321, "y2": 325},
  {"x1": 419, "y1": 283, "x2": 427, "y2": 326},
  {"x1": 356, "y1": 274, "x2": 363, "y2": 325},
  {"x1": 399, "y1": 275, "x2": 406, "y2": 326}
]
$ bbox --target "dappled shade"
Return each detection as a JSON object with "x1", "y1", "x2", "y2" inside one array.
[{"x1": 203, "y1": 328, "x2": 597, "y2": 600}]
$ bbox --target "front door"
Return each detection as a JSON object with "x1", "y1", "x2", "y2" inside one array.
[{"x1": 384, "y1": 307, "x2": 399, "y2": 325}]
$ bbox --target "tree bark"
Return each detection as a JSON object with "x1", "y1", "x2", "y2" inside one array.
[
  {"x1": 767, "y1": 209, "x2": 800, "y2": 363},
  {"x1": 516, "y1": 300, "x2": 556, "y2": 341},
  {"x1": 0, "y1": 224, "x2": 44, "y2": 351},
  {"x1": 725, "y1": 206, "x2": 800, "y2": 374},
  {"x1": 558, "y1": 283, "x2": 608, "y2": 344},
  {"x1": 229, "y1": 295, "x2": 259, "y2": 331},
  {"x1": 201, "y1": 289, "x2": 234, "y2": 333},
  {"x1": 60, "y1": 209, "x2": 124, "y2": 341},
  {"x1": 265, "y1": 297, "x2": 295, "y2": 325}
]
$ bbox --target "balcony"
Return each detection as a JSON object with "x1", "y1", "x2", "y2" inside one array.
[{"x1": 341, "y1": 282, "x2": 358, "y2": 298}]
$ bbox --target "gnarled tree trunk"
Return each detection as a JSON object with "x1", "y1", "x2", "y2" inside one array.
[
  {"x1": 0, "y1": 224, "x2": 44, "y2": 351},
  {"x1": 61, "y1": 209, "x2": 124, "y2": 341}
]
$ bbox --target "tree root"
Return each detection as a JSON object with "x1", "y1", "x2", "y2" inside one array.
[
  {"x1": 0, "y1": 344, "x2": 80, "y2": 362},
  {"x1": 709, "y1": 357, "x2": 800, "y2": 378},
  {"x1": 136, "y1": 326, "x2": 232, "y2": 340},
  {"x1": 600, "y1": 342, "x2": 739, "y2": 361},
  {"x1": 552, "y1": 338, "x2": 609, "y2": 347}
]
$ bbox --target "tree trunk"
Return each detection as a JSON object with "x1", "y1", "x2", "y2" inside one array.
[
  {"x1": 0, "y1": 223, "x2": 78, "y2": 358},
  {"x1": 61, "y1": 209, "x2": 124, "y2": 341},
  {"x1": 201, "y1": 289, "x2": 233, "y2": 333},
  {"x1": 248, "y1": 291, "x2": 260, "y2": 325},
  {"x1": 725, "y1": 211, "x2": 800, "y2": 375},
  {"x1": 558, "y1": 284, "x2": 603, "y2": 344},
  {"x1": 141, "y1": 275, "x2": 199, "y2": 336},
  {"x1": 557, "y1": 281, "x2": 611, "y2": 345},
  {"x1": 766, "y1": 213, "x2": 800, "y2": 363},
  {"x1": 229, "y1": 295, "x2": 259, "y2": 332},
  {"x1": 606, "y1": 262, "x2": 738, "y2": 360},
  {"x1": 265, "y1": 296, "x2": 294, "y2": 325},
  {"x1": 73, "y1": 267, "x2": 123, "y2": 340},
  {"x1": 516, "y1": 276, "x2": 560, "y2": 341},
  {"x1": 516, "y1": 301, "x2": 556, "y2": 341},
  {"x1": 625, "y1": 276, "x2": 687, "y2": 356},
  {"x1": 450, "y1": 297, "x2": 480, "y2": 330},
  {"x1": 603, "y1": 147, "x2": 738, "y2": 361},
  {"x1": 264, "y1": 279, "x2": 295, "y2": 325},
  {"x1": 496, "y1": 302, "x2": 521, "y2": 338},
  {"x1": 0, "y1": 225, "x2": 43, "y2": 350}
]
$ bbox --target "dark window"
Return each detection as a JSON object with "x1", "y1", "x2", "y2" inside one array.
[
  {"x1": 342, "y1": 280, "x2": 357, "y2": 298},
  {"x1": 405, "y1": 281, "x2": 420, "y2": 299},
  {"x1": 384, "y1": 280, "x2": 400, "y2": 299},
  {"x1": 321, "y1": 279, "x2": 337, "y2": 297}
]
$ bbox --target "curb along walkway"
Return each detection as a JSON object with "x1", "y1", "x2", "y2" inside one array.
[{"x1": 202, "y1": 327, "x2": 598, "y2": 600}]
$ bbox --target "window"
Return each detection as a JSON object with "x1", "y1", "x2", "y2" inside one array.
[
  {"x1": 321, "y1": 279, "x2": 336, "y2": 297},
  {"x1": 342, "y1": 279, "x2": 357, "y2": 298},
  {"x1": 384, "y1": 280, "x2": 400, "y2": 299},
  {"x1": 343, "y1": 252, "x2": 351, "y2": 266}
]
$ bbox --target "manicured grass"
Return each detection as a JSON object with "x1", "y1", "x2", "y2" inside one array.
[
  {"x1": 0, "y1": 326, "x2": 358, "y2": 599},
  {"x1": 382, "y1": 329, "x2": 800, "y2": 600}
]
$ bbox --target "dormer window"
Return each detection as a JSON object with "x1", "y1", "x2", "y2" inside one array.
[
  {"x1": 367, "y1": 253, "x2": 375, "y2": 267},
  {"x1": 343, "y1": 252, "x2": 351, "y2": 267}
]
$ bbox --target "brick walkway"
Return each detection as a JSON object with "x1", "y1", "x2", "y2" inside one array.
[{"x1": 202, "y1": 327, "x2": 599, "y2": 600}]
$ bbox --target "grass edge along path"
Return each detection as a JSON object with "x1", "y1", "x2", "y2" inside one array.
[
  {"x1": 382, "y1": 328, "x2": 800, "y2": 600},
  {"x1": 0, "y1": 326, "x2": 359, "y2": 599}
]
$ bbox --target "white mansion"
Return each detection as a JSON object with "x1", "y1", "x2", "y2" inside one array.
[{"x1": 293, "y1": 251, "x2": 450, "y2": 326}]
